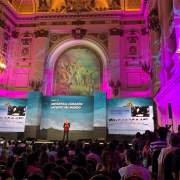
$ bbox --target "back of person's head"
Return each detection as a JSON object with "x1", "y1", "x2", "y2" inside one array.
[
  {"x1": 27, "y1": 171, "x2": 44, "y2": 180},
  {"x1": 6, "y1": 156, "x2": 16, "y2": 168},
  {"x1": 17, "y1": 147, "x2": 25, "y2": 156},
  {"x1": 108, "y1": 142, "x2": 116, "y2": 152},
  {"x1": 75, "y1": 147, "x2": 80, "y2": 155},
  {"x1": 135, "y1": 132, "x2": 141, "y2": 139},
  {"x1": 91, "y1": 145, "x2": 95, "y2": 153},
  {"x1": 34, "y1": 148, "x2": 41, "y2": 161},
  {"x1": 41, "y1": 144, "x2": 47, "y2": 152},
  {"x1": 0, "y1": 149, "x2": 9, "y2": 161},
  {"x1": 39, "y1": 152, "x2": 48, "y2": 166},
  {"x1": 122, "y1": 139, "x2": 128, "y2": 145},
  {"x1": 63, "y1": 147, "x2": 69, "y2": 157},
  {"x1": 112, "y1": 140, "x2": 119, "y2": 146},
  {"x1": 167, "y1": 133, "x2": 180, "y2": 147},
  {"x1": 123, "y1": 143, "x2": 130, "y2": 150},
  {"x1": 12, "y1": 158, "x2": 28, "y2": 179},
  {"x1": 95, "y1": 145, "x2": 102, "y2": 156},
  {"x1": 146, "y1": 132, "x2": 157, "y2": 146},
  {"x1": 42, "y1": 163, "x2": 53, "y2": 180},
  {"x1": 158, "y1": 127, "x2": 167, "y2": 139},
  {"x1": 27, "y1": 154, "x2": 35, "y2": 166},
  {"x1": 119, "y1": 144, "x2": 124, "y2": 153},
  {"x1": 145, "y1": 130, "x2": 150, "y2": 140},
  {"x1": 70, "y1": 144, "x2": 75, "y2": 150},
  {"x1": 57, "y1": 149, "x2": 63, "y2": 159},
  {"x1": 26, "y1": 146, "x2": 32, "y2": 154},
  {"x1": 178, "y1": 125, "x2": 180, "y2": 132},
  {"x1": 21, "y1": 152, "x2": 28, "y2": 160},
  {"x1": 84, "y1": 145, "x2": 89, "y2": 154},
  {"x1": 101, "y1": 151, "x2": 115, "y2": 174},
  {"x1": 75, "y1": 153, "x2": 86, "y2": 167},
  {"x1": 126, "y1": 150, "x2": 140, "y2": 165},
  {"x1": 51, "y1": 145, "x2": 56, "y2": 151}
]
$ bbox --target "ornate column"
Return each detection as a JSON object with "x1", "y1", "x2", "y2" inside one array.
[
  {"x1": 159, "y1": 0, "x2": 174, "y2": 82},
  {"x1": 109, "y1": 28, "x2": 121, "y2": 98},
  {"x1": 33, "y1": 29, "x2": 48, "y2": 81}
]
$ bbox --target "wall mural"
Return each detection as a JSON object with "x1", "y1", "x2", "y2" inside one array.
[{"x1": 53, "y1": 46, "x2": 102, "y2": 96}]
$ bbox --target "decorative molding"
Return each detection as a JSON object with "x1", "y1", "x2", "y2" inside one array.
[
  {"x1": 141, "y1": 28, "x2": 148, "y2": 36},
  {"x1": 72, "y1": 28, "x2": 86, "y2": 40},
  {"x1": 109, "y1": 28, "x2": 120, "y2": 36},
  {"x1": 34, "y1": 30, "x2": 48, "y2": 38},
  {"x1": 12, "y1": 31, "x2": 19, "y2": 38},
  {"x1": 72, "y1": 20, "x2": 85, "y2": 25},
  {"x1": 120, "y1": 30, "x2": 124, "y2": 37}
]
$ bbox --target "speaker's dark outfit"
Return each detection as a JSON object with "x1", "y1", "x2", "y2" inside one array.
[{"x1": 63, "y1": 123, "x2": 70, "y2": 141}]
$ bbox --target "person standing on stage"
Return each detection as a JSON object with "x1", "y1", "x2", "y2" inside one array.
[{"x1": 63, "y1": 119, "x2": 70, "y2": 141}]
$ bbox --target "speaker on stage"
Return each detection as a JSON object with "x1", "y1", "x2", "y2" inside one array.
[{"x1": 168, "y1": 103, "x2": 172, "y2": 119}]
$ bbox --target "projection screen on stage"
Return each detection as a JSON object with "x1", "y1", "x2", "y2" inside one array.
[{"x1": 107, "y1": 97, "x2": 154, "y2": 135}]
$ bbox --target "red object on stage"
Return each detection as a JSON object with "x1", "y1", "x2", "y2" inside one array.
[{"x1": 65, "y1": 123, "x2": 68, "y2": 131}]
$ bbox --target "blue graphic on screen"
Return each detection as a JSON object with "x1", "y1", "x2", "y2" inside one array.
[
  {"x1": 107, "y1": 98, "x2": 154, "y2": 135},
  {"x1": 40, "y1": 96, "x2": 94, "y2": 131}
]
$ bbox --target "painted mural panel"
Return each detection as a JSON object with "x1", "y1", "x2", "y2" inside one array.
[{"x1": 53, "y1": 46, "x2": 102, "y2": 96}]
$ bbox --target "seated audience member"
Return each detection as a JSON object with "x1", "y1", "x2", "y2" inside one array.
[
  {"x1": 9, "y1": 141, "x2": 15, "y2": 151},
  {"x1": 112, "y1": 140, "x2": 120, "y2": 153},
  {"x1": 132, "y1": 132, "x2": 141, "y2": 148},
  {"x1": 41, "y1": 144, "x2": 55, "y2": 162},
  {"x1": 27, "y1": 153, "x2": 42, "y2": 173},
  {"x1": 172, "y1": 148, "x2": 180, "y2": 180},
  {"x1": 69, "y1": 144, "x2": 75, "y2": 156},
  {"x1": 75, "y1": 146, "x2": 80, "y2": 156},
  {"x1": 50, "y1": 145, "x2": 57, "y2": 158},
  {"x1": 119, "y1": 150, "x2": 150, "y2": 180},
  {"x1": 95, "y1": 145, "x2": 102, "y2": 157},
  {"x1": 177, "y1": 125, "x2": 180, "y2": 136},
  {"x1": 26, "y1": 146, "x2": 33, "y2": 154},
  {"x1": 0, "y1": 149, "x2": 9, "y2": 161},
  {"x1": 83, "y1": 145, "x2": 90, "y2": 156},
  {"x1": 42, "y1": 163, "x2": 53, "y2": 180},
  {"x1": 158, "y1": 133, "x2": 180, "y2": 180},
  {"x1": 86, "y1": 145, "x2": 100, "y2": 163},
  {"x1": 142, "y1": 132, "x2": 157, "y2": 167},
  {"x1": 149, "y1": 127, "x2": 168, "y2": 155},
  {"x1": 6, "y1": 156, "x2": 16, "y2": 177},
  {"x1": 34, "y1": 148, "x2": 41, "y2": 162},
  {"x1": 63, "y1": 146, "x2": 70, "y2": 158},
  {"x1": 92, "y1": 151, "x2": 121, "y2": 179},
  {"x1": 38, "y1": 151, "x2": 49, "y2": 166},
  {"x1": 72, "y1": 153, "x2": 92, "y2": 177},
  {"x1": 20, "y1": 152, "x2": 28, "y2": 160},
  {"x1": 57, "y1": 149, "x2": 68, "y2": 162},
  {"x1": 120, "y1": 143, "x2": 130, "y2": 161},
  {"x1": 16, "y1": 147, "x2": 25, "y2": 159},
  {"x1": 108, "y1": 142, "x2": 121, "y2": 170},
  {"x1": 27, "y1": 171, "x2": 44, "y2": 180},
  {"x1": 12, "y1": 158, "x2": 28, "y2": 180},
  {"x1": 139, "y1": 130, "x2": 150, "y2": 152}
]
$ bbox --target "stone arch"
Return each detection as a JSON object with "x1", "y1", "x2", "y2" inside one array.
[{"x1": 42, "y1": 37, "x2": 110, "y2": 96}]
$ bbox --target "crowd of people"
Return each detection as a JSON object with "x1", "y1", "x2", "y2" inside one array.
[{"x1": 0, "y1": 126, "x2": 180, "y2": 180}]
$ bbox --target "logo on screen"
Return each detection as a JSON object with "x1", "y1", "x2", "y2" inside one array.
[{"x1": 19, "y1": 117, "x2": 24, "y2": 119}]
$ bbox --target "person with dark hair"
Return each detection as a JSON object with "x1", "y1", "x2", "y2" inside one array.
[
  {"x1": 132, "y1": 132, "x2": 141, "y2": 148},
  {"x1": 158, "y1": 133, "x2": 180, "y2": 180},
  {"x1": 56, "y1": 149, "x2": 68, "y2": 162},
  {"x1": 27, "y1": 171, "x2": 44, "y2": 180},
  {"x1": 86, "y1": 145, "x2": 100, "y2": 163},
  {"x1": 12, "y1": 158, "x2": 28, "y2": 180},
  {"x1": 38, "y1": 152, "x2": 49, "y2": 166},
  {"x1": 108, "y1": 142, "x2": 121, "y2": 170},
  {"x1": 27, "y1": 153, "x2": 42, "y2": 173},
  {"x1": 6, "y1": 156, "x2": 16, "y2": 177},
  {"x1": 142, "y1": 132, "x2": 156, "y2": 167},
  {"x1": 42, "y1": 163, "x2": 53, "y2": 180},
  {"x1": 149, "y1": 127, "x2": 168, "y2": 155},
  {"x1": 139, "y1": 130, "x2": 150, "y2": 152},
  {"x1": 83, "y1": 145, "x2": 90, "y2": 156},
  {"x1": 51, "y1": 145, "x2": 57, "y2": 158},
  {"x1": 95, "y1": 145, "x2": 102, "y2": 156},
  {"x1": 172, "y1": 148, "x2": 180, "y2": 180},
  {"x1": 92, "y1": 151, "x2": 121, "y2": 179},
  {"x1": 71, "y1": 153, "x2": 91, "y2": 177},
  {"x1": 16, "y1": 147, "x2": 25, "y2": 159},
  {"x1": 41, "y1": 144, "x2": 55, "y2": 162},
  {"x1": 119, "y1": 143, "x2": 130, "y2": 161},
  {"x1": 119, "y1": 150, "x2": 150, "y2": 180},
  {"x1": 63, "y1": 147, "x2": 69, "y2": 158},
  {"x1": 34, "y1": 148, "x2": 41, "y2": 162},
  {"x1": 69, "y1": 144, "x2": 75, "y2": 156}
]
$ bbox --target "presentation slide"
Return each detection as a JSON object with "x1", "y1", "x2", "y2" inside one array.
[
  {"x1": 40, "y1": 96, "x2": 94, "y2": 131},
  {"x1": 0, "y1": 105, "x2": 26, "y2": 132},
  {"x1": 107, "y1": 98, "x2": 154, "y2": 135}
]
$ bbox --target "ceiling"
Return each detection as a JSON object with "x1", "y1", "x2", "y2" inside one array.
[{"x1": 6, "y1": 0, "x2": 142, "y2": 14}]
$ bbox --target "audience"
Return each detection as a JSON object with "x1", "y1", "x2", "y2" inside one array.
[
  {"x1": 92, "y1": 150, "x2": 121, "y2": 179},
  {"x1": 42, "y1": 163, "x2": 53, "y2": 180},
  {"x1": 38, "y1": 151, "x2": 49, "y2": 166},
  {"x1": 69, "y1": 143, "x2": 75, "y2": 156},
  {"x1": 139, "y1": 130, "x2": 150, "y2": 152},
  {"x1": 132, "y1": 132, "x2": 141, "y2": 148},
  {"x1": 6, "y1": 155, "x2": 16, "y2": 177},
  {"x1": 50, "y1": 145, "x2": 57, "y2": 158},
  {"x1": 158, "y1": 132, "x2": 180, "y2": 180},
  {"x1": 27, "y1": 171, "x2": 44, "y2": 180},
  {"x1": 149, "y1": 127, "x2": 168, "y2": 155},
  {"x1": 0, "y1": 149, "x2": 9, "y2": 161},
  {"x1": 119, "y1": 150, "x2": 150, "y2": 180},
  {"x1": 172, "y1": 148, "x2": 180, "y2": 180},
  {"x1": 41, "y1": 144, "x2": 55, "y2": 162},
  {"x1": 86, "y1": 145, "x2": 100, "y2": 163},
  {"x1": 12, "y1": 158, "x2": 28, "y2": 180},
  {"x1": 27, "y1": 153, "x2": 42, "y2": 173},
  {"x1": 119, "y1": 143, "x2": 130, "y2": 161}
]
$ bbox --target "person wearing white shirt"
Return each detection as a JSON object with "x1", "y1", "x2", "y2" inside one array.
[
  {"x1": 158, "y1": 132, "x2": 179, "y2": 180},
  {"x1": 86, "y1": 145, "x2": 100, "y2": 163},
  {"x1": 119, "y1": 150, "x2": 150, "y2": 180}
]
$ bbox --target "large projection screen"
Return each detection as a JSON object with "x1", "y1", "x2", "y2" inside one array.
[{"x1": 107, "y1": 98, "x2": 154, "y2": 135}]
